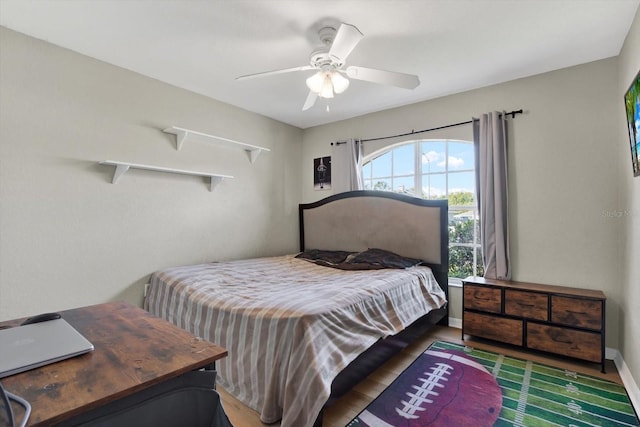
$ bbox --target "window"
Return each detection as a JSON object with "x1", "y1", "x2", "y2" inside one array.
[{"x1": 362, "y1": 140, "x2": 484, "y2": 283}]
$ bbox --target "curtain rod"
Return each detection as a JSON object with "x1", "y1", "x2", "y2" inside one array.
[{"x1": 332, "y1": 109, "x2": 523, "y2": 145}]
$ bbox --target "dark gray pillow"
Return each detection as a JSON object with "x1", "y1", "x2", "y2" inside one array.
[
  {"x1": 347, "y1": 248, "x2": 423, "y2": 269},
  {"x1": 295, "y1": 249, "x2": 355, "y2": 265}
]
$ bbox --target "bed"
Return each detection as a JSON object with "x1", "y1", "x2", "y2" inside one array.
[{"x1": 144, "y1": 190, "x2": 449, "y2": 427}]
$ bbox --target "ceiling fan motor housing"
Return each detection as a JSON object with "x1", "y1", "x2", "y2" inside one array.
[
  {"x1": 318, "y1": 26, "x2": 337, "y2": 45},
  {"x1": 310, "y1": 49, "x2": 340, "y2": 70}
]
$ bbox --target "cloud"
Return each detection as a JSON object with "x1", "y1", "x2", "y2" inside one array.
[
  {"x1": 423, "y1": 151, "x2": 465, "y2": 169},
  {"x1": 437, "y1": 156, "x2": 464, "y2": 168},
  {"x1": 447, "y1": 156, "x2": 465, "y2": 168}
]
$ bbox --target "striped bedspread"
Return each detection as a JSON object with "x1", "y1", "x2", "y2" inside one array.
[{"x1": 144, "y1": 254, "x2": 446, "y2": 427}]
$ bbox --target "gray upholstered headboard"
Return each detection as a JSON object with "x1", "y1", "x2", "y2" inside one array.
[{"x1": 299, "y1": 191, "x2": 448, "y2": 296}]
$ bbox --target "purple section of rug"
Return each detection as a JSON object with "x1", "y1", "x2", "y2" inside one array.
[{"x1": 350, "y1": 349, "x2": 502, "y2": 427}]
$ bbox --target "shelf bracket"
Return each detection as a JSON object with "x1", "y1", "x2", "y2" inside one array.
[
  {"x1": 173, "y1": 129, "x2": 188, "y2": 151},
  {"x1": 210, "y1": 176, "x2": 224, "y2": 191},
  {"x1": 112, "y1": 164, "x2": 130, "y2": 184},
  {"x1": 248, "y1": 149, "x2": 262, "y2": 164}
]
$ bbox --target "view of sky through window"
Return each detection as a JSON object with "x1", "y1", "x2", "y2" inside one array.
[{"x1": 364, "y1": 140, "x2": 475, "y2": 199}]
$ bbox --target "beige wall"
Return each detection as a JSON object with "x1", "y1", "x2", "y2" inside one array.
[
  {"x1": 0, "y1": 27, "x2": 303, "y2": 320},
  {"x1": 618, "y1": 4, "x2": 640, "y2": 391},
  {"x1": 302, "y1": 58, "x2": 622, "y2": 349}
]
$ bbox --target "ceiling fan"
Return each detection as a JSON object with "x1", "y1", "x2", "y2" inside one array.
[{"x1": 236, "y1": 23, "x2": 420, "y2": 111}]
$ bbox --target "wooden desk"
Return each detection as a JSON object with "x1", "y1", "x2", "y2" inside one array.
[{"x1": 0, "y1": 301, "x2": 227, "y2": 426}]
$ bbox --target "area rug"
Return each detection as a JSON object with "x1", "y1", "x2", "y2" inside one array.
[{"x1": 347, "y1": 340, "x2": 639, "y2": 427}]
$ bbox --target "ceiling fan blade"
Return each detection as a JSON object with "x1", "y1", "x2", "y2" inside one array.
[
  {"x1": 302, "y1": 91, "x2": 317, "y2": 111},
  {"x1": 346, "y1": 66, "x2": 420, "y2": 89},
  {"x1": 236, "y1": 65, "x2": 314, "y2": 81},
  {"x1": 329, "y1": 23, "x2": 363, "y2": 64}
]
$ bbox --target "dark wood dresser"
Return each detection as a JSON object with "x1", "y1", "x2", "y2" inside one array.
[{"x1": 462, "y1": 276, "x2": 606, "y2": 372}]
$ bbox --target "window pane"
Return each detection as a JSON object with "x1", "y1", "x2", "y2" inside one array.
[
  {"x1": 371, "y1": 151, "x2": 392, "y2": 178},
  {"x1": 449, "y1": 246, "x2": 478, "y2": 279},
  {"x1": 448, "y1": 141, "x2": 474, "y2": 171},
  {"x1": 362, "y1": 162, "x2": 371, "y2": 179},
  {"x1": 364, "y1": 179, "x2": 372, "y2": 190},
  {"x1": 372, "y1": 178, "x2": 392, "y2": 191},
  {"x1": 421, "y1": 141, "x2": 446, "y2": 173},
  {"x1": 393, "y1": 144, "x2": 414, "y2": 176},
  {"x1": 421, "y1": 173, "x2": 446, "y2": 199},
  {"x1": 393, "y1": 176, "x2": 414, "y2": 194},
  {"x1": 448, "y1": 171, "x2": 475, "y2": 199},
  {"x1": 449, "y1": 217, "x2": 475, "y2": 244}
]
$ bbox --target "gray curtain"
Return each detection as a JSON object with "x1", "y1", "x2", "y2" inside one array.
[
  {"x1": 473, "y1": 112, "x2": 511, "y2": 280},
  {"x1": 331, "y1": 138, "x2": 363, "y2": 193}
]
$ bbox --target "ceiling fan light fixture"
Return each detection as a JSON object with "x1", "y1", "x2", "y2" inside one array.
[
  {"x1": 307, "y1": 70, "x2": 348, "y2": 100},
  {"x1": 330, "y1": 72, "x2": 349, "y2": 94},
  {"x1": 318, "y1": 74, "x2": 334, "y2": 99},
  {"x1": 306, "y1": 71, "x2": 325, "y2": 93}
]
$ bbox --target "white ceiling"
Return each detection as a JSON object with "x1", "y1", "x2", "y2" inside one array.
[{"x1": 1, "y1": 0, "x2": 638, "y2": 129}]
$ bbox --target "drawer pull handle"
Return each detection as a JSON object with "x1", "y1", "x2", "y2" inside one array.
[
  {"x1": 472, "y1": 292, "x2": 494, "y2": 301},
  {"x1": 517, "y1": 303, "x2": 535, "y2": 307},
  {"x1": 566, "y1": 310, "x2": 588, "y2": 315},
  {"x1": 549, "y1": 331, "x2": 573, "y2": 344}
]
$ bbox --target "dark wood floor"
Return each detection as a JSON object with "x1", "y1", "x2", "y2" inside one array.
[{"x1": 218, "y1": 325, "x2": 622, "y2": 427}]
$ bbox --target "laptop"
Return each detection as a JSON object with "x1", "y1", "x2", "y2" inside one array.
[{"x1": 0, "y1": 319, "x2": 94, "y2": 378}]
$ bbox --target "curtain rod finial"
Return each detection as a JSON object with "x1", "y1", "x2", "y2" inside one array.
[{"x1": 510, "y1": 109, "x2": 523, "y2": 119}]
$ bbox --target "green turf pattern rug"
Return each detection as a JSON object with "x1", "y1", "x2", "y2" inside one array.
[{"x1": 348, "y1": 340, "x2": 639, "y2": 427}]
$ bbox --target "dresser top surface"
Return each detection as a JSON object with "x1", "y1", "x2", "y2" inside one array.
[{"x1": 463, "y1": 276, "x2": 606, "y2": 300}]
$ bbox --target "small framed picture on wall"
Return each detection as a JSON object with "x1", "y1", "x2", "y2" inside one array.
[{"x1": 314, "y1": 156, "x2": 331, "y2": 190}]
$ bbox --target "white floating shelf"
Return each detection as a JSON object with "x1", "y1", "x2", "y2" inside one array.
[
  {"x1": 163, "y1": 126, "x2": 270, "y2": 163},
  {"x1": 99, "y1": 160, "x2": 233, "y2": 192}
]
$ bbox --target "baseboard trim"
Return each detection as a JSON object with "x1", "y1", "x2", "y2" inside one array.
[
  {"x1": 448, "y1": 317, "x2": 462, "y2": 329},
  {"x1": 612, "y1": 348, "x2": 640, "y2": 416},
  {"x1": 448, "y1": 317, "x2": 640, "y2": 416}
]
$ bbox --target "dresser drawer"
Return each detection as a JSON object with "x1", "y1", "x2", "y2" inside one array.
[
  {"x1": 551, "y1": 296, "x2": 602, "y2": 330},
  {"x1": 527, "y1": 323, "x2": 602, "y2": 363},
  {"x1": 464, "y1": 285, "x2": 501, "y2": 313},
  {"x1": 463, "y1": 311, "x2": 522, "y2": 346},
  {"x1": 505, "y1": 290, "x2": 548, "y2": 321}
]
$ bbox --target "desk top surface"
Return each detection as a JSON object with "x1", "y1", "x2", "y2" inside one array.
[{"x1": 0, "y1": 301, "x2": 227, "y2": 426}]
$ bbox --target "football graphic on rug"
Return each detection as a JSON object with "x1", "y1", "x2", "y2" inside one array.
[{"x1": 350, "y1": 349, "x2": 502, "y2": 427}]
